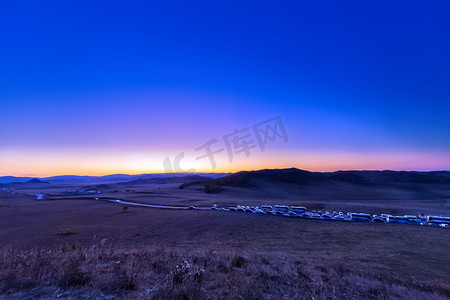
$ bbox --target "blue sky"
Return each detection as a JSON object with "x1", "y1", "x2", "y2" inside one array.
[{"x1": 1, "y1": 1, "x2": 450, "y2": 175}]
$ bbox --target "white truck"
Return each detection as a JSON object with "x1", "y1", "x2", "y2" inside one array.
[{"x1": 350, "y1": 213, "x2": 372, "y2": 221}]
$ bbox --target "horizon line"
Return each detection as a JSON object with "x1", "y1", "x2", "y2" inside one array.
[{"x1": 2, "y1": 167, "x2": 450, "y2": 178}]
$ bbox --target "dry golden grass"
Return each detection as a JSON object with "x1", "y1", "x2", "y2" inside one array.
[
  {"x1": 1, "y1": 189, "x2": 449, "y2": 299},
  {"x1": 0, "y1": 241, "x2": 448, "y2": 299}
]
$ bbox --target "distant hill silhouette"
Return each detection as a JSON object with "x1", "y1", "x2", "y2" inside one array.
[
  {"x1": 119, "y1": 175, "x2": 213, "y2": 185},
  {"x1": 0, "y1": 176, "x2": 33, "y2": 184},
  {"x1": 180, "y1": 168, "x2": 450, "y2": 198},
  {"x1": 81, "y1": 184, "x2": 114, "y2": 190},
  {"x1": 188, "y1": 168, "x2": 450, "y2": 186},
  {"x1": 0, "y1": 173, "x2": 230, "y2": 184},
  {"x1": 203, "y1": 168, "x2": 324, "y2": 186},
  {"x1": 7, "y1": 178, "x2": 49, "y2": 185},
  {"x1": 26, "y1": 178, "x2": 48, "y2": 184}
]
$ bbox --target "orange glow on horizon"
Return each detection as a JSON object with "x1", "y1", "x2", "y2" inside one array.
[{"x1": 1, "y1": 148, "x2": 450, "y2": 177}]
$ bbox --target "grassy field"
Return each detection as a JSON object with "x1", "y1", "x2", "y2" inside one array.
[
  {"x1": 1, "y1": 242, "x2": 449, "y2": 299},
  {"x1": 0, "y1": 179, "x2": 449, "y2": 299}
]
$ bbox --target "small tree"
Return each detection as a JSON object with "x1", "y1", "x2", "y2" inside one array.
[{"x1": 203, "y1": 184, "x2": 223, "y2": 194}]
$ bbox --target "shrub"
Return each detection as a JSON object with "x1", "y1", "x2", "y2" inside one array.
[
  {"x1": 202, "y1": 184, "x2": 223, "y2": 194},
  {"x1": 231, "y1": 256, "x2": 246, "y2": 268}
]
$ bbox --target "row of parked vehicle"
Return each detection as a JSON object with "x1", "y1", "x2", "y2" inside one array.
[
  {"x1": 1, "y1": 188, "x2": 18, "y2": 195},
  {"x1": 212, "y1": 204, "x2": 450, "y2": 227}
]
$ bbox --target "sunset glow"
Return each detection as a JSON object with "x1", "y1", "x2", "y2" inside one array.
[{"x1": 1, "y1": 1, "x2": 449, "y2": 176}]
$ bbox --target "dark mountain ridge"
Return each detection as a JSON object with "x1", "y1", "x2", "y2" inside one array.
[
  {"x1": 181, "y1": 168, "x2": 450, "y2": 189},
  {"x1": 119, "y1": 175, "x2": 213, "y2": 186}
]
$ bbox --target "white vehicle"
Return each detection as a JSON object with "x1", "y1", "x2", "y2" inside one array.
[
  {"x1": 291, "y1": 206, "x2": 307, "y2": 213},
  {"x1": 260, "y1": 205, "x2": 273, "y2": 214},
  {"x1": 253, "y1": 207, "x2": 265, "y2": 214},
  {"x1": 387, "y1": 216, "x2": 409, "y2": 224},
  {"x1": 244, "y1": 206, "x2": 253, "y2": 213},
  {"x1": 427, "y1": 216, "x2": 450, "y2": 225},
  {"x1": 309, "y1": 211, "x2": 322, "y2": 218},
  {"x1": 350, "y1": 213, "x2": 372, "y2": 221},
  {"x1": 404, "y1": 215, "x2": 421, "y2": 224},
  {"x1": 379, "y1": 214, "x2": 393, "y2": 222},
  {"x1": 274, "y1": 205, "x2": 289, "y2": 213},
  {"x1": 298, "y1": 212, "x2": 310, "y2": 218},
  {"x1": 236, "y1": 206, "x2": 245, "y2": 212},
  {"x1": 372, "y1": 215, "x2": 386, "y2": 223},
  {"x1": 320, "y1": 211, "x2": 332, "y2": 219}
]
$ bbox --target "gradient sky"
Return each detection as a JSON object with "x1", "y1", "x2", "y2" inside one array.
[{"x1": 1, "y1": 1, "x2": 450, "y2": 176}]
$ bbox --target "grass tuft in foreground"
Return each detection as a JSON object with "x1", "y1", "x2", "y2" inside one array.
[{"x1": 0, "y1": 242, "x2": 448, "y2": 299}]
